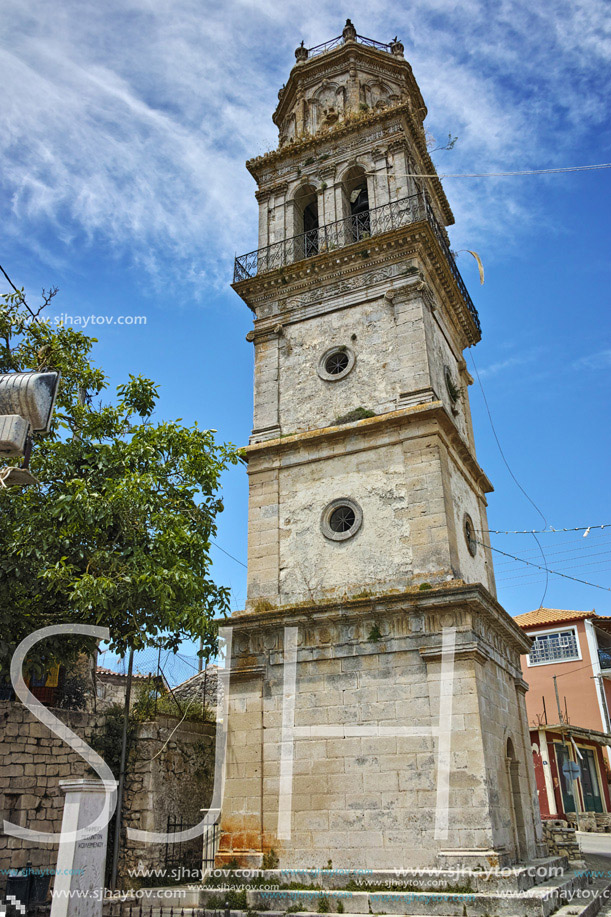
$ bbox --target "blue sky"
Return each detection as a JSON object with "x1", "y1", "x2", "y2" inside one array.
[{"x1": 1, "y1": 0, "x2": 610, "y2": 643}]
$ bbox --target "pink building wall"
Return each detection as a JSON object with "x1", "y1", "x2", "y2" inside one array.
[{"x1": 520, "y1": 619, "x2": 603, "y2": 731}]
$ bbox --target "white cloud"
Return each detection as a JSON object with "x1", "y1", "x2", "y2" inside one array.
[
  {"x1": 476, "y1": 349, "x2": 541, "y2": 380},
  {"x1": 0, "y1": 0, "x2": 609, "y2": 287},
  {"x1": 573, "y1": 349, "x2": 611, "y2": 371}
]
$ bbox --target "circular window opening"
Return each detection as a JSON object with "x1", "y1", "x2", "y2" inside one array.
[
  {"x1": 318, "y1": 346, "x2": 355, "y2": 382},
  {"x1": 464, "y1": 514, "x2": 477, "y2": 557},
  {"x1": 330, "y1": 504, "x2": 356, "y2": 533},
  {"x1": 321, "y1": 498, "x2": 363, "y2": 541},
  {"x1": 325, "y1": 350, "x2": 350, "y2": 376}
]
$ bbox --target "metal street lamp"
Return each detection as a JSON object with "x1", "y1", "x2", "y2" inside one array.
[{"x1": 0, "y1": 371, "x2": 60, "y2": 487}]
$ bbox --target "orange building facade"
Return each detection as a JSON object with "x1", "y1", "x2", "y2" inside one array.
[{"x1": 516, "y1": 608, "x2": 611, "y2": 827}]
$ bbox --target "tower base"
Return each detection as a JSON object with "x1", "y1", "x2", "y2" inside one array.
[{"x1": 218, "y1": 583, "x2": 542, "y2": 869}]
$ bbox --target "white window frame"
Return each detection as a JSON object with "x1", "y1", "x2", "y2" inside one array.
[{"x1": 526, "y1": 624, "x2": 582, "y2": 667}]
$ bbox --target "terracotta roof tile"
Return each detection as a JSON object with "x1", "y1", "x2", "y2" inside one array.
[
  {"x1": 513, "y1": 608, "x2": 595, "y2": 629},
  {"x1": 96, "y1": 666, "x2": 153, "y2": 679}
]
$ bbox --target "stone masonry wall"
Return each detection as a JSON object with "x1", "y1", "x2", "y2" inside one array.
[
  {"x1": 219, "y1": 587, "x2": 541, "y2": 869},
  {"x1": 0, "y1": 701, "x2": 216, "y2": 892},
  {"x1": 0, "y1": 701, "x2": 100, "y2": 884},
  {"x1": 119, "y1": 718, "x2": 215, "y2": 883}
]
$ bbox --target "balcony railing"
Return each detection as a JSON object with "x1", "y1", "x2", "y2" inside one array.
[
  {"x1": 233, "y1": 192, "x2": 481, "y2": 332},
  {"x1": 306, "y1": 33, "x2": 393, "y2": 59}
]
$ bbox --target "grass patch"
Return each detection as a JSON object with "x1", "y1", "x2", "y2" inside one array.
[
  {"x1": 206, "y1": 889, "x2": 248, "y2": 909},
  {"x1": 334, "y1": 407, "x2": 376, "y2": 425}
]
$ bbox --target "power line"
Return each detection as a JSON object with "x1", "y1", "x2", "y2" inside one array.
[
  {"x1": 469, "y1": 351, "x2": 550, "y2": 606},
  {"x1": 494, "y1": 533, "x2": 609, "y2": 562},
  {"x1": 381, "y1": 163, "x2": 611, "y2": 178},
  {"x1": 498, "y1": 560, "x2": 611, "y2": 584},
  {"x1": 211, "y1": 539, "x2": 247, "y2": 568},
  {"x1": 495, "y1": 543, "x2": 611, "y2": 568},
  {"x1": 470, "y1": 353, "x2": 548, "y2": 529},
  {"x1": 484, "y1": 541, "x2": 611, "y2": 592},
  {"x1": 482, "y1": 523, "x2": 609, "y2": 535}
]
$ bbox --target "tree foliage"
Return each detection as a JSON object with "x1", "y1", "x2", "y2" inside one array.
[{"x1": 0, "y1": 288, "x2": 241, "y2": 673}]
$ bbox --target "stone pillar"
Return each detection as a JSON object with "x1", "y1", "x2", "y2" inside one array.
[
  {"x1": 370, "y1": 147, "x2": 389, "y2": 210},
  {"x1": 251, "y1": 330, "x2": 281, "y2": 441},
  {"x1": 255, "y1": 189, "x2": 271, "y2": 249},
  {"x1": 50, "y1": 779, "x2": 115, "y2": 917}
]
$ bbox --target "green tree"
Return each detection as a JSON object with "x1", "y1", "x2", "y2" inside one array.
[{"x1": 0, "y1": 286, "x2": 241, "y2": 673}]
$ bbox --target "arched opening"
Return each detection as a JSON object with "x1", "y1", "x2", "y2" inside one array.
[
  {"x1": 293, "y1": 185, "x2": 319, "y2": 259},
  {"x1": 506, "y1": 738, "x2": 527, "y2": 862},
  {"x1": 343, "y1": 166, "x2": 371, "y2": 242}
]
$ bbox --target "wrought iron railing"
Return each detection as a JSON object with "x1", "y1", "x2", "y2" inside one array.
[
  {"x1": 233, "y1": 193, "x2": 481, "y2": 331},
  {"x1": 306, "y1": 32, "x2": 392, "y2": 58}
]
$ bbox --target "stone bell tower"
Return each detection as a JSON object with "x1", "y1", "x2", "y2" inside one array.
[{"x1": 219, "y1": 21, "x2": 543, "y2": 870}]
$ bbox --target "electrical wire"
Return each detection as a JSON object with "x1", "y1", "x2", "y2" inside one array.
[
  {"x1": 498, "y1": 561, "x2": 611, "y2": 584},
  {"x1": 211, "y1": 539, "x2": 247, "y2": 568},
  {"x1": 498, "y1": 544, "x2": 602, "y2": 567},
  {"x1": 482, "y1": 541, "x2": 611, "y2": 592},
  {"x1": 470, "y1": 353, "x2": 548, "y2": 529},
  {"x1": 482, "y1": 523, "x2": 609, "y2": 535},
  {"x1": 469, "y1": 351, "x2": 550, "y2": 605},
  {"x1": 374, "y1": 163, "x2": 611, "y2": 179},
  {"x1": 495, "y1": 551, "x2": 610, "y2": 575}
]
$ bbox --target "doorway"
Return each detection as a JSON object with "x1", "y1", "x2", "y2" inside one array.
[{"x1": 580, "y1": 748, "x2": 603, "y2": 812}]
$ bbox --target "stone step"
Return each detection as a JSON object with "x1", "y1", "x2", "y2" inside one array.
[
  {"x1": 203, "y1": 858, "x2": 568, "y2": 894},
  {"x1": 198, "y1": 867, "x2": 588, "y2": 917},
  {"x1": 125, "y1": 863, "x2": 602, "y2": 917}
]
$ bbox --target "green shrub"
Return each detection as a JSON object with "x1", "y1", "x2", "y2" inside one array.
[
  {"x1": 262, "y1": 848, "x2": 279, "y2": 869},
  {"x1": 335, "y1": 407, "x2": 375, "y2": 425}
]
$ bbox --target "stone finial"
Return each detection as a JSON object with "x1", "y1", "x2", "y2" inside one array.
[
  {"x1": 295, "y1": 40, "x2": 308, "y2": 62},
  {"x1": 390, "y1": 38, "x2": 405, "y2": 57},
  {"x1": 343, "y1": 19, "x2": 357, "y2": 41}
]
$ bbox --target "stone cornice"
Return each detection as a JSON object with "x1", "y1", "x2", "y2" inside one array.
[
  {"x1": 227, "y1": 664, "x2": 265, "y2": 681},
  {"x1": 234, "y1": 222, "x2": 480, "y2": 348},
  {"x1": 419, "y1": 641, "x2": 490, "y2": 665},
  {"x1": 245, "y1": 102, "x2": 453, "y2": 227},
  {"x1": 248, "y1": 104, "x2": 409, "y2": 174},
  {"x1": 245, "y1": 400, "x2": 493, "y2": 496},
  {"x1": 221, "y1": 581, "x2": 533, "y2": 656}
]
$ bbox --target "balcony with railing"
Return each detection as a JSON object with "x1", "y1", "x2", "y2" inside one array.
[
  {"x1": 233, "y1": 192, "x2": 481, "y2": 332},
  {"x1": 304, "y1": 32, "x2": 393, "y2": 59}
]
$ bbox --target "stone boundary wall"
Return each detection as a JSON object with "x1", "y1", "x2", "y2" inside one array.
[
  {"x1": 541, "y1": 819, "x2": 581, "y2": 861},
  {"x1": 119, "y1": 717, "x2": 215, "y2": 882},
  {"x1": 0, "y1": 701, "x2": 215, "y2": 892},
  {"x1": 0, "y1": 700, "x2": 101, "y2": 883}
]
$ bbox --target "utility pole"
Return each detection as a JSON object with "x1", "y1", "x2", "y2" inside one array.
[
  {"x1": 553, "y1": 674, "x2": 582, "y2": 818},
  {"x1": 110, "y1": 648, "x2": 134, "y2": 888}
]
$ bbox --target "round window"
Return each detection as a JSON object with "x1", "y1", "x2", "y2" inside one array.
[
  {"x1": 318, "y1": 346, "x2": 355, "y2": 382},
  {"x1": 321, "y1": 498, "x2": 363, "y2": 541},
  {"x1": 329, "y1": 504, "x2": 356, "y2": 533},
  {"x1": 326, "y1": 351, "x2": 349, "y2": 375},
  {"x1": 464, "y1": 514, "x2": 477, "y2": 557}
]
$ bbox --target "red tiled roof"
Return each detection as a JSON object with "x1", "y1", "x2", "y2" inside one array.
[{"x1": 513, "y1": 608, "x2": 595, "y2": 629}]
